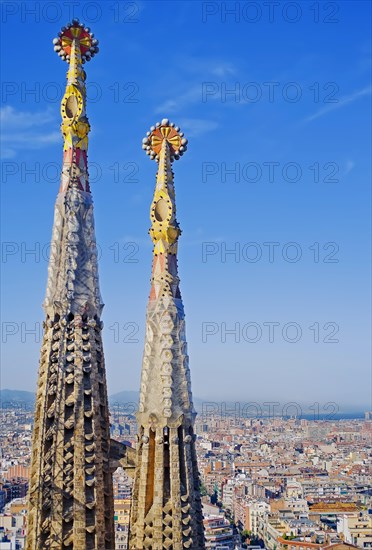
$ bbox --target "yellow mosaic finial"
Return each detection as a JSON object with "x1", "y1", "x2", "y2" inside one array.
[
  {"x1": 53, "y1": 19, "x2": 99, "y2": 64},
  {"x1": 142, "y1": 119, "x2": 188, "y2": 255},
  {"x1": 142, "y1": 118, "x2": 187, "y2": 161},
  {"x1": 53, "y1": 20, "x2": 99, "y2": 193}
]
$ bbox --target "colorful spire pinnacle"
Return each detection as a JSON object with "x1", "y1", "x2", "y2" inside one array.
[
  {"x1": 53, "y1": 20, "x2": 98, "y2": 194},
  {"x1": 53, "y1": 19, "x2": 99, "y2": 63},
  {"x1": 142, "y1": 120, "x2": 189, "y2": 305},
  {"x1": 142, "y1": 117, "x2": 188, "y2": 161}
]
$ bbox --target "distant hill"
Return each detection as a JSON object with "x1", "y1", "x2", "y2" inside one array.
[
  {"x1": 0, "y1": 388, "x2": 204, "y2": 410},
  {"x1": 109, "y1": 390, "x2": 205, "y2": 411},
  {"x1": 109, "y1": 390, "x2": 139, "y2": 405},
  {"x1": 0, "y1": 388, "x2": 141, "y2": 408},
  {"x1": 0, "y1": 389, "x2": 365, "y2": 419},
  {"x1": 0, "y1": 389, "x2": 35, "y2": 406}
]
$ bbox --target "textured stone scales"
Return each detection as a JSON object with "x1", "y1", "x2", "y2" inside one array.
[
  {"x1": 26, "y1": 21, "x2": 115, "y2": 550},
  {"x1": 129, "y1": 120, "x2": 205, "y2": 549}
]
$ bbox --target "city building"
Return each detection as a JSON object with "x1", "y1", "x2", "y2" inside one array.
[
  {"x1": 337, "y1": 513, "x2": 372, "y2": 548},
  {"x1": 204, "y1": 514, "x2": 236, "y2": 549}
]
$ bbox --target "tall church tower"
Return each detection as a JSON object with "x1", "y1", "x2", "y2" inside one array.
[
  {"x1": 129, "y1": 120, "x2": 205, "y2": 549},
  {"x1": 26, "y1": 21, "x2": 115, "y2": 550}
]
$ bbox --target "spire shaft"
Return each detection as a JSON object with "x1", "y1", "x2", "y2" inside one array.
[
  {"x1": 130, "y1": 120, "x2": 205, "y2": 549},
  {"x1": 26, "y1": 22, "x2": 114, "y2": 550},
  {"x1": 43, "y1": 26, "x2": 99, "y2": 318}
]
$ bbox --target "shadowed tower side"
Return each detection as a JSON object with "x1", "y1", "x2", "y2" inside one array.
[
  {"x1": 26, "y1": 21, "x2": 115, "y2": 550},
  {"x1": 129, "y1": 120, "x2": 205, "y2": 550}
]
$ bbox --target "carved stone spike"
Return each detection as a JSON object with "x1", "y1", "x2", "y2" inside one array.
[
  {"x1": 26, "y1": 24, "x2": 114, "y2": 550},
  {"x1": 130, "y1": 127, "x2": 205, "y2": 548}
]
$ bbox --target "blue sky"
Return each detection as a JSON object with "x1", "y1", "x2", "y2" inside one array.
[{"x1": 1, "y1": 1, "x2": 371, "y2": 411}]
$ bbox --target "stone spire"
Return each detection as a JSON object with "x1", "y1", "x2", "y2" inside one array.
[
  {"x1": 26, "y1": 21, "x2": 115, "y2": 550},
  {"x1": 129, "y1": 120, "x2": 205, "y2": 549}
]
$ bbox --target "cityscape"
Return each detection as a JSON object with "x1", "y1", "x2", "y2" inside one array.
[
  {"x1": 0, "y1": 398, "x2": 371, "y2": 548},
  {"x1": 1, "y1": 1, "x2": 371, "y2": 550}
]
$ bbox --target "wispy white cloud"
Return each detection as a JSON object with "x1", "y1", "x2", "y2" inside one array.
[
  {"x1": 154, "y1": 58, "x2": 237, "y2": 114},
  {"x1": 1, "y1": 105, "x2": 55, "y2": 129},
  {"x1": 1, "y1": 148, "x2": 16, "y2": 159},
  {"x1": 344, "y1": 160, "x2": 355, "y2": 175},
  {"x1": 0, "y1": 105, "x2": 60, "y2": 158},
  {"x1": 304, "y1": 86, "x2": 371, "y2": 123},
  {"x1": 210, "y1": 63, "x2": 236, "y2": 77},
  {"x1": 155, "y1": 87, "x2": 201, "y2": 115},
  {"x1": 149, "y1": 111, "x2": 218, "y2": 139},
  {"x1": 179, "y1": 58, "x2": 237, "y2": 79},
  {"x1": 178, "y1": 118, "x2": 218, "y2": 137}
]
